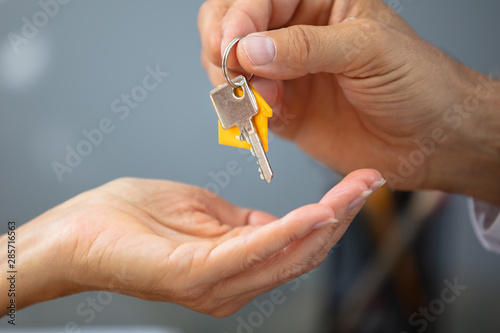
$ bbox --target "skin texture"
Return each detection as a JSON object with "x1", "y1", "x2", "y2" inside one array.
[
  {"x1": 2, "y1": 0, "x2": 499, "y2": 320},
  {"x1": 1, "y1": 170, "x2": 384, "y2": 317},
  {"x1": 199, "y1": 0, "x2": 500, "y2": 204}
]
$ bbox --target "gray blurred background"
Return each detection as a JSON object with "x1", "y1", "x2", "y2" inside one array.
[{"x1": 0, "y1": 0, "x2": 499, "y2": 332}]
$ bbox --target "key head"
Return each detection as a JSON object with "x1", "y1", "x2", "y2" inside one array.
[{"x1": 210, "y1": 76, "x2": 258, "y2": 130}]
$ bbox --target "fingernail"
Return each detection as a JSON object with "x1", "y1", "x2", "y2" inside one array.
[
  {"x1": 348, "y1": 190, "x2": 373, "y2": 213},
  {"x1": 243, "y1": 36, "x2": 276, "y2": 66},
  {"x1": 347, "y1": 178, "x2": 386, "y2": 214},
  {"x1": 369, "y1": 178, "x2": 386, "y2": 192},
  {"x1": 313, "y1": 218, "x2": 339, "y2": 230}
]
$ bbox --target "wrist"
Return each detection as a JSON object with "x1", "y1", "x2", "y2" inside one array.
[
  {"x1": 430, "y1": 68, "x2": 500, "y2": 204},
  {"x1": 1, "y1": 218, "x2": 81, "y2": 315}
]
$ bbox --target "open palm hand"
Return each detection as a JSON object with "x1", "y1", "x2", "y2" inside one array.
[{"x1": 5, "y1": 170, "x2": 383, "y2": 317}]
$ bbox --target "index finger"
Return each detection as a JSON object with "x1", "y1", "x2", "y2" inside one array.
[
  {"x1": 198, "y1": 0, "x2": 300, "y2": 71},
  {"x1": 198, "y1": 0, "x2": 232, "y2": 68},
  {"x1": 221, "y1": 0, "x2": 301, "y2": 53}
]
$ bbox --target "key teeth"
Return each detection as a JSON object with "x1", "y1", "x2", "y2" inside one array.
[
  {"x1": 258, "y1": 166, "x2": 270, "y2": 183},
  {"x1": 259, "y1": 167, "x2": 264, "y2": 180},
  {"x1": 245, "y1": 127, "x2": 273, "y2": 183}
]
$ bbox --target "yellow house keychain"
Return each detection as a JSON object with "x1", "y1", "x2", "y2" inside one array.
[
  {"x1": 210, "y1": 37, "x2": 274, "y2": 182},
  {"x1": 218, "y1": 84, "x2": 272, "y2": 152}
]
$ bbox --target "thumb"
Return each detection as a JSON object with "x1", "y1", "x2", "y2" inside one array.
[{"x1": 236, "y1": 19, "x2": 385, "y2": 80}]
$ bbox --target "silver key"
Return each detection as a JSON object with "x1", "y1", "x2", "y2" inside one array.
[{"x1": 210, "y1": 75, "x2": 274, "y2": 183}]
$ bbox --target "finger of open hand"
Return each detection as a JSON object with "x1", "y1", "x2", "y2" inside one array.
[
  {"x1": 210, "y1": 169, "x2": 384, "y2": 294},
  {"x1": 204, "y1": 203, "x2": 335, "y2": 282}
]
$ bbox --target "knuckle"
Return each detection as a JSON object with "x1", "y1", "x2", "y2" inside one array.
[
  {"x1": 352, "y1": 18, "x2": 389, "y2": 53},
  {"x1": 275, "y1": 260, "x2": 310, "y2": 282},
  {"x1": 287, "y1": 25, "x2": 315, "y2": 68},
  {"x1": 183, "y1": 287, "x2": 229, "y2": 316},
  {"x1": 275, "y1": 251, "x2": 329, "y2": 283},
  {"x1": 209, "y1": 303, "x2": 244, "y2": 318},
  {"x1": 176, "y1": 285, "x2": 208, "y2": 304},
  {"x1": 356, "y1": 18, "x2": 386, "y2": 37},
  {"x1": 242, "y1": 241, "x2": 266, "y2": 268},
  {"x1": 341, "y1": 18, "x2": 391, "y2": 75},
  {"x1": 193, "y1": 303, "x2": 217, "y2": 315},
  {"x1": 310, "y1": 253, "x2": 327, "y2": 269}
]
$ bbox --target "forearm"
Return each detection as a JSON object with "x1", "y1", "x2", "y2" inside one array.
[{"x1": 431, "y1": 69, "x2": 500, "y2": 205}]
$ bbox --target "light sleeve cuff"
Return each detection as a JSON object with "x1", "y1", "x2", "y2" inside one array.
[{"x1": 468, "y1": 198, "x2": 500, "y2": 254}]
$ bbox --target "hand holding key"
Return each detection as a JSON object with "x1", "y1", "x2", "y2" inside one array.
[{"x1": 199, "y1": 0, "x2": 500, "y2": 204}]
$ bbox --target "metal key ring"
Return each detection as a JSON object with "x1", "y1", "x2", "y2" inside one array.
[{"x1": 222, "y1": 37, "x2": 254, "y2": 89}]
